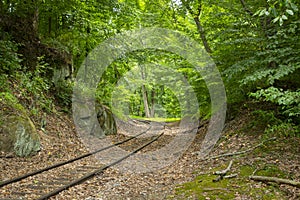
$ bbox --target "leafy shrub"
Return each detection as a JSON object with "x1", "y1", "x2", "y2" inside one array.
[
  {"x1": 0, "y1": 74, "x2": 9, "y2": 92},
  {"x1": 16, "y1": 57, "x2": 53, "y2": 114},
  {"x1": 248, "y1": 108, "x2": 299, "y2": 137},
  {"x1": 0, "y1": 92, "x2": 26, "y2": 116},
  {"x1": 265, "y1": 122, "x2": 299, "y2": 137},
  {"x1": 0, "y1": 32, "x2": 22, "y2": 74},
  {"x1": 225, "y1": 15, "x2": 300, "y2": 123},
  {"x1": 53, "y1": 80, "x2": 73, "y2": 109},
  {"x1": 251, "y1": 109, "x2": 282, "y2": 127},
  {"x1": 250, "y1": 87, "x2": 300, "y2": 119}
]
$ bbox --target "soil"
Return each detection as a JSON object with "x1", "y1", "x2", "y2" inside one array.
[{"x1": 0, "y1": 110, "x2": 299, "y2": 200}]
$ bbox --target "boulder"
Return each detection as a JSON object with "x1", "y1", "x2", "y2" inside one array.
[
  {"x1": 0, "y1": 93, "x2": 40, "y2": 157},
  {"x1": 96, "y1": 103, "x2": 117, "y2": 136},
  {"x1": 73, "y1": 100, "x2": 117, "y2": 138},
  {"x1": 73, "y1": 100, "x2": 105, "y2": 138}
]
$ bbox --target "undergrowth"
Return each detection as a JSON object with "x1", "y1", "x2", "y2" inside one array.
[{"x1": 244, "y1": 102, "x2": 300, "y2": 138}]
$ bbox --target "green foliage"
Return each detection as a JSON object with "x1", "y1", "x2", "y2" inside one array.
[
  {"x1": 247, "y1": 108, "x2": 299, "y2": 137},
  {"x1": 16, "y1": 57, "x2": 53, "y2": 114},
  {"x1": 0, "y1": 92, "x2": 23, "y2": 111},
  {"x1": 0, "y1": 74, "x2": 9, "y2": 92},
  {"x1": 250, "y1": 87, "x2": 300, "y2": 118},
  {"x1": 96, "y1": 48, "x2": 209, "y2": 119},
  {"x1": 38, "y1": 0, "x2": 116, "y2": 69},
  {"x1": 0, "y1": 33, "x2": 22, "y2": 74},
  {"x1": 130, "y1": 115, "x2": 180, "y2": 123},
  {"x1": 265, "y1": 122, "x2": 299, "y2": 137},
  {"x1": 254, "y1": 0, "x2": 299, "y2": 26},
  {"x1": 53, "y1": 80, "x2": 73, "y2": 109},
  {"x1": 223, "y1": 1, "x2": 300, "y2": 122},
  {"x1": 0, "y1": 92, "x2": 18, "y2": 105},
  {"x1": 1, "y1": 0, "x2": 299, "y2": 127},
  {"x1": 250, "y1": 109, "x2": 282, "y2": 128}
]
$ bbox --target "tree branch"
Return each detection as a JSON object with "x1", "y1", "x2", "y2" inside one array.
[
  {"x1": 214, "y1": 160, "x2": 233, "y2": 176},
  {"x1": 249, "y1": 176, "x2": 300, "y2": 188},
  {"x1": 199, "y1": 137, "x2": 276, "y2": 161},
  {"x1": 239, "y1": 0, "x2": 254, "y2": 16},
  {"x1": 181, "y1": 0, "x2": 212, "y2": 53},
  {"x1": 213, "y1": 160, "x2": 236, "y2": 182},
  {"x1": 181, "y1": 0, "x2": 195, "y2": 16}
]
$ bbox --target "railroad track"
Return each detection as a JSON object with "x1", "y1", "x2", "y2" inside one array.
[{"x1": 0, "y1": 127, "x2": 164, "y2": 200}]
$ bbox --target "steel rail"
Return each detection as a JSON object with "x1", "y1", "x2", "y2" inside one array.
[
  {"x1": 0, "y1": 127, "x2": 151, "y2": 188},
  {"x1": 37, "y1": 131, "x2": 164, "y2": 200}
]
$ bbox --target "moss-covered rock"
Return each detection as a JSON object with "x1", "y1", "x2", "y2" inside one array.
[{"x1": 0, "y1": 92, "x2": 40, "y2": 157}]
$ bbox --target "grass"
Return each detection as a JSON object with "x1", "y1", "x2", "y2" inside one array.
[{"x1": 129, "y1": 115, "x2": 181, "y2": 123}]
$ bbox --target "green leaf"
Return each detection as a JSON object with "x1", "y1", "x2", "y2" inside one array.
[
  {"x1": 273, "y1": 16, "x2": 280, "y2": 23},
  {"x1": 282, "y1": 15, "x2": 288, "y2": 20},
  {"x1": 279, "y1": 17, "x2": 284, "y2": 26},
  {"x1": 254, "y1": 10, "x2": 261, "y2": 16},
  {"x1": 265, "y1": 10, "x2": 270, "y2": 16},
  {"x1": 286, "y1": 9, "x2": 294, "y2": 15},
  {"x1": 290, "y1": 3, "x2": 298, "y2": 11},
  {"x1": 271, "y1": 7, "x2": 277, "y2": 16},
  {"x1": 259, "y1": 9, "x2": 267, "y2": 16}
]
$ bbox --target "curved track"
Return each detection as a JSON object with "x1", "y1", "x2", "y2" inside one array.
[{"x1": 0, "y1": 126, "x2": 164, "y2": 200}]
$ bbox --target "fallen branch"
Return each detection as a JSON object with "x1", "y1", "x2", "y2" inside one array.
[
  {"x1": 203, "y1": 187, "x2": 228, "y2": 191},
  {"x1": 249, "y1": 175, "x2": 300, "y2": 188},
  {"x1": 224, "y1": 173, "x2": 238, "y2": 179},
  {"x1": 213, "y1": 160, "x2": 236, "y2": 182},
  {"x1": 199, "y1": 137, "x2": 276, "y2": 161},
  {"x1": 214, "y1": 160, "x2": 233, "y2": 176},
  {"x1": 213, "y1": 176, "x2": 222, "y2": 182}
]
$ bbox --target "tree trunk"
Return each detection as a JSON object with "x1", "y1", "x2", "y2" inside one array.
[
  {"x1": 32, "y1": 6, "x2": 39, "y2": 34},
  {"x1": 150, "y1": 89, "x2": 156, "y2": 117},
  {"x1": 193, "y1": 16, "x2": 212, "y2": 54},
  {"x1": 140, "y1": 65, "x2": 151, "y2": 118},
  {"x1": 141, "y1": 85, "x2": 150, "y2": 118},
  {"x1": 182, "y1": 0, "x2": 212, "y2": 54},
  {"x1": 84, "y1": 25, "x2": 91, "y2": 82}
]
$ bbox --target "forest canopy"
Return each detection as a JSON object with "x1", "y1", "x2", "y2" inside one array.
[{"x1": 0, "y1": 0, "x2": 299, "y2": 134}]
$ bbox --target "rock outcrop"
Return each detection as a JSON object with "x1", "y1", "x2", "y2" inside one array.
[
  {"x1": 0, "y1": 93, "x2": 40, "y2": 157},
  {"x1": 73, "y1": 100, "x2": 117, "y2": 138}
]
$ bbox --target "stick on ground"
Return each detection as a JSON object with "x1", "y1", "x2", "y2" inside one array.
[
  {"x1": 249, "y1": 175, "x2": 300, "y2": 188},
  {"x1": 199, "y1": 137, "x2": 276, "y2": 161},
  {"x1": 213, "y1": 160, "x2": 235, "y2": 182}
]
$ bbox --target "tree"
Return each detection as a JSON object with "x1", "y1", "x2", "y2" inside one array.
[{"x1": 180, "y1": 0, "x2": 212, "y2": 53}]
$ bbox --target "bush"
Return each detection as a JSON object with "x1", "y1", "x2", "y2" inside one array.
[
  {"x1": 250, "y1": 87, "x2": 300, "y2": 122},
  {"x1": 53, "y1": 80, "x2": 73, "y2": 109},
  {"x1": 0, "y1": 32, "x2": 22, "y2": 74},
  {"x1": 265, "y1": 122, "x2": 299, "y2": 137},
  {"x1": 16, "y1": 57, "x2": 53, "y2": 114}
]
